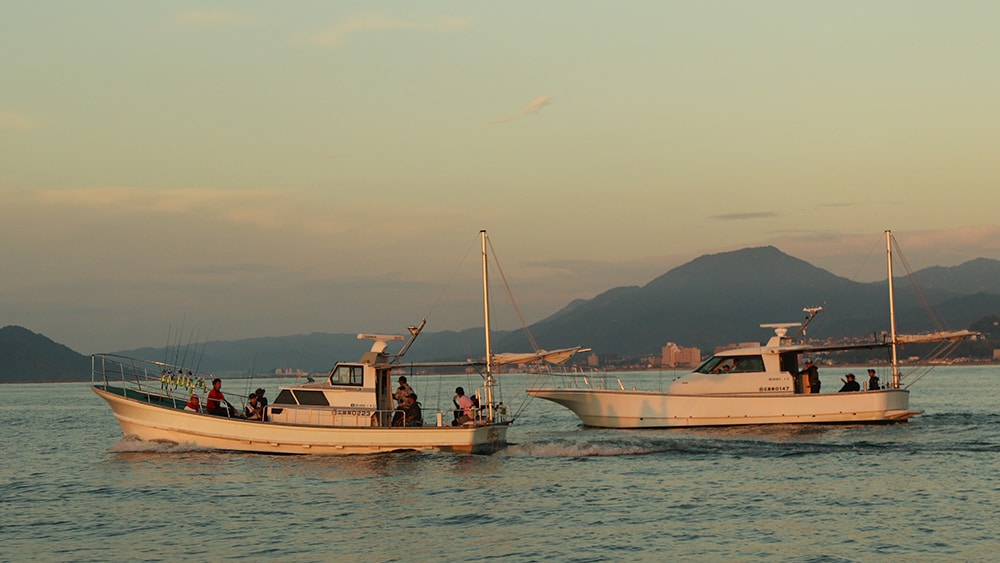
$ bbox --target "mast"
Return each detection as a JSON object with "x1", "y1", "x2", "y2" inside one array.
[
  {"x1": 481, "y1": 230, "x2": 496, "y2": 418},
  {"x1": 886, "y1": 230, "x2": 900, "y2": 388}
]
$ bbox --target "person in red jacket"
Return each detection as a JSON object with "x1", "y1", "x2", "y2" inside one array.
[{"x1": 183, "y1": 394, "x2": 201, "y2": 413}]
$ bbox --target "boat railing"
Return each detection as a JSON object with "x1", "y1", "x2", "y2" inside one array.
[
  {"x1": 266, "y1": 404, "x2": 508, "y2": 428},
  {"x1": 372, "y1": 405, "x2": 508, "y2": 428},
  {"x1": 92, "y1": 353, "x2": 214, "y2": 402},
  {"x1": 468, "y1": 405, "x2": 508, "y2": 425},
  {"x1": 533, "y1": 366, "x2": 626, "y2": 391}
]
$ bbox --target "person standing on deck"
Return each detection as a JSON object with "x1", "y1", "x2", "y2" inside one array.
[
  {"x1": 867, "y1": 369, "x2": 881, "y2": 391},
  {"x1": 394, "y1": 376, "x2": 414, "y2": 408},
  {"x1": 797, "y1": 360, "x2": 821, "y2": 393}
]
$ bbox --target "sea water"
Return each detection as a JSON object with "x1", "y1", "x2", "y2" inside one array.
[{"x1": 2, "y1": 366, "x2": 998, "y2": 562}]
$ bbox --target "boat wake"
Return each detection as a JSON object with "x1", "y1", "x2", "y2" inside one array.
[
  {"x1": 506, "y1": 438, "x2": 671, "y2": 457},
  {"x1": 108, "y1": 435, "x2": 210, "y2": 454},
  {"x1": 507, "y1": 412, "x2": 1000, "y2": 458}
]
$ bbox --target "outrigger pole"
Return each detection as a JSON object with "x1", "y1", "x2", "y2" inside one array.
[{"x1": 392, "y1": 318, "x2": 426, "y2": 364}]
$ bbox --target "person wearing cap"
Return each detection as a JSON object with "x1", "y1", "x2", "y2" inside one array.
[
  {"x1": 838, "y1": 373, "x2": 861, "y2": 393},
  {"x1": 254, "y1": 388, "x2": 269, "y2": 421},
  {"x1": 394, "y1": 376, "x2": 414, "y2": 408},
  {"x1": 403, "y1": 393, "x2": 423, "y2": 427},
  {"x1": 797, "y1": 360, "x2": 821, "y2": 393},
  {"x1": 866, "y1": 369, "x2": 880, "y2": 391},
  {"x1": 244, "y1": 393, "x2": 262, "y2": 420},
  {"x1": 452, "y1": 386, "x2": 474, "y2": 425}
]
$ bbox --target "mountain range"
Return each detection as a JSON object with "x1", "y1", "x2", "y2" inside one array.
[
  {"x1": 4, "y1": 246, "x2": 999, "y2": 382},
  {"x1": 496, "y1": 246, "x2": 1000, "y2": 358}
]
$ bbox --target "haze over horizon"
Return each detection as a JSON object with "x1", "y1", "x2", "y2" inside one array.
[{"x1": 3, "y1": 2, "x2": 999, "y2": 354}]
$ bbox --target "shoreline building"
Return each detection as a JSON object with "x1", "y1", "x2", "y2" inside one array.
[{"x1": 661, "y1": 342, "x2": 701, "y2": 368}]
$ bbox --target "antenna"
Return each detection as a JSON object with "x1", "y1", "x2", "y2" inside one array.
[
  {"x1": 357, "y1": 333, "x2": 404, "y2": 353},
  {"x1": 760, "y1": 323, "x2": 801, "y2": 338},
  {"x1": 791, "y1": 305, "x2": 824, "y2": 339}
]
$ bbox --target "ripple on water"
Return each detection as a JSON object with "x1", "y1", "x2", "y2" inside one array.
[{"x1": 4, "y1": 372, "x2": 1000, "y2": 561}]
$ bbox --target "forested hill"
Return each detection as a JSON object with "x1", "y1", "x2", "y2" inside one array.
[{"x1": 0, "y1": 326, "x2": 91, "y2": 383}]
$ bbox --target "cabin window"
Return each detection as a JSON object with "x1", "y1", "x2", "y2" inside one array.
[
  {"x1": 694, "y1": 355, "x2": 765, "y2": 374},
  {"x1": 729, "y1": 356, "x2": 764, "y2": 372},
  {"x1": 273, "y1": 389, "x2": 297, "y2": 405},
  {"x1": 329, "y1": 364, "x2": 365, "y2": 386},
  {"x1": 293, "y1": 390, "x2": 330, "y2": 406}
]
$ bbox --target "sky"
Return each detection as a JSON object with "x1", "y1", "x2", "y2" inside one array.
[{"x1": 2, "y1": 1, "x2": 999, "y2": 354}]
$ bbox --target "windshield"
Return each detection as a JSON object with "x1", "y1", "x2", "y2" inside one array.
[{"x1": 693, "y1": 355, "x2": 765, "y2": 374}]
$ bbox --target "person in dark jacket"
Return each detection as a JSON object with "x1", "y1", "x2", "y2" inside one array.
[
  {"x1": 798, "y1": 360, "x2": 821, "y2": 393},
  {"x1": 404, "y1": 393, "x2": 423, "y2": 427},
  {"x1": 838, "y1": 373, "x2": 860, "y2": 393},
  {"x1": 244, "y1": 393, "x2": 263, "y2": 420},
  {"x1": 866, "y1": 369, "x2": 881, "y2": 391}
]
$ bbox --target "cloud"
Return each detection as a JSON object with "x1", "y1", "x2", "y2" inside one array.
[
  {"x1": 299, "y1": 15, "x2": 470, "y2": 47},
  {"x1": 33, "y1": 186, "x2": 244, "y2": 211},
  {"x1": 522, "y1": 96, "x2": 553, "y2": 115},
  {"x1": 710, "y1": 212, "x2": 778, "y2": 221},
  {"x1": 25, "y1": 186, "x2": 291, "y2": 230},
  {"x1": 767, "y1": 225, "x2": 1000, "y2": 281},
  {"x1": 489, "y1": 95, "x2": 555, "y2": 125},
  {"x1": 0, "y1": 112, "x2": 43, "y2": 130},
  {"x1": 176, "y1": 10, "x2": 258, "y2": 27}
]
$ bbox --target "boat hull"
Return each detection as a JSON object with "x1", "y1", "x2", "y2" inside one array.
[
  {"x1": 527, "y1": 387, "x2": 915, "y2": 428},
  {"x1": 94, "y1": 385, "x2": 508, "y2": 455}
]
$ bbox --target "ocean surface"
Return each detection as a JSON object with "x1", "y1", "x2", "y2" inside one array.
[{"x1": 3, "y1": 365, "x2": 999, "y2": 562}]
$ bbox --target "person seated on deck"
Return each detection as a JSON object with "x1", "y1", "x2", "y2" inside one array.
[
  {"x1": 838, "y1": 373, "x2": 861, "y2": 393},
  {"x1": 391, "y1": 403, "x2": 406, "y2": 427},
  {"x1": 244, "y1": 393, "x2": 263, "y2": 420},
  {"x1": 404, "y1": 393, "x2": 423, "y2": 427},
  {"x1": 206, "y1": 378, "x2": 236, "y2": 417},
  {"x1": 452, "y1": 387, "x2": 475, "y2": 425},
  {"x1": 866, "y1": 369, "x2": 881, "y2": 391},
  {"x1": 394, "y1": 376, "x2": 414, "y2": 408},
  {"x1": 184, "y1": 394, "x2": 201, "y2": 413},
  {"x1": 254, "y1": 388, "x2": 268, "y2": 421},
  {"x1": 471, "y1": 394, "x2": 481, "y2": 418}
]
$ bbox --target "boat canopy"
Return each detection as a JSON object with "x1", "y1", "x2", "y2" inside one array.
[{"x1": 493, "y1": 346, "x2": 590, "y2": 366}]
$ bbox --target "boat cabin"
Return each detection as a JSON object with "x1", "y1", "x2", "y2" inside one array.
[
  {"x1": 668, "y1": 324, "x2": 810, "y2": 395},
  {"x1": 267, "y1": 337, "x2": 401, "y2": 427}
]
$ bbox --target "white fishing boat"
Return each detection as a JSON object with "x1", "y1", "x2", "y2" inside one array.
[
  {"x1": 92, "y1": 230, "x2": 579, "y2": 455},
  {"x1": 527, "y1": 231, "x2": 975, "y2": 428}
]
